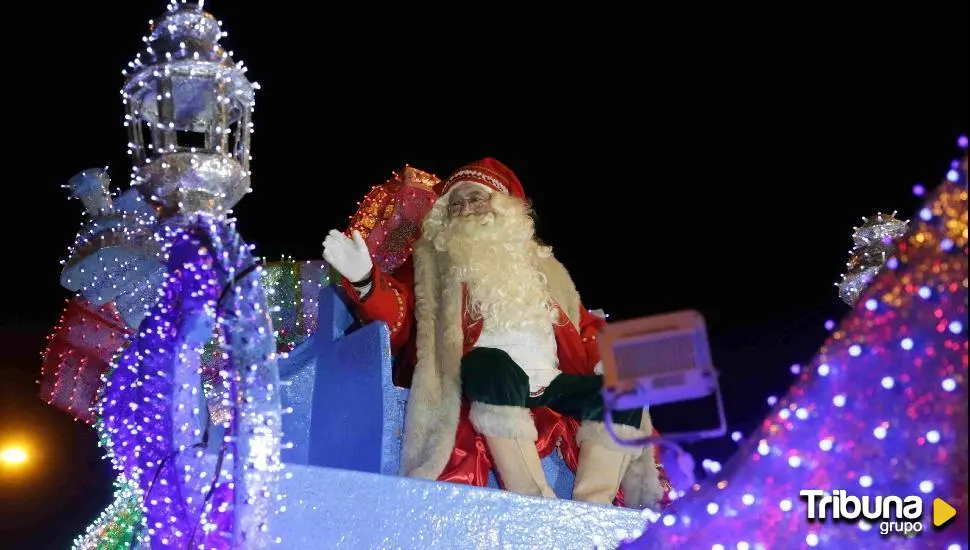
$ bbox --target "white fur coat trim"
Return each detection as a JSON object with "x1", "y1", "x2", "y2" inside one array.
[{"x1": 469, "y1": 402, "x2": 539, "y2": 440}]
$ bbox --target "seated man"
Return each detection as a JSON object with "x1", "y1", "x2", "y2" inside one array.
[{"x1": 323, "y1": 158, "x2": 669, "y2": 508}]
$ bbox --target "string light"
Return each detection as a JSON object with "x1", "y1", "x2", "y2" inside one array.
[
  {"x1": 38, "y1": 297, "x2": 133, "y2": 424},
  {"x1": 836, "y1": 211, "x2": 909, "y2": 306},
  {"x1": 72, "y1": 475, "x2": 143, "y2": 549},
  {"x1": 57, "y1": 3, "x2": 289, "y2": 548},
  {"x1": 121, "y1": 2, "x2": 256, "y2": 216},
  {"x1": 344, "y1": 166, "x2": 440, "y2": 274},
  {"x1": 617, "y1": 151, "x2": 968, "y2": 549},
  {"x1": 98, "y1": 221, "x2": 283, "y2": 548}
]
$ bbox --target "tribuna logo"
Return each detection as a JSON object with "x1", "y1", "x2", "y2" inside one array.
[{"x1": 800, "y1": 489, "x2": 923, "y2": 536}]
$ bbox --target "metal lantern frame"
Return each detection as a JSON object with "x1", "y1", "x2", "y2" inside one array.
[{"x1": 121, "y1": 3, "x2": 256, "y2": 215}]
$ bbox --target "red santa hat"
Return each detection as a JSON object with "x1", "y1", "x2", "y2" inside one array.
[{"x1": 439, "y1": 158, "x2": 526, "y2": 202}]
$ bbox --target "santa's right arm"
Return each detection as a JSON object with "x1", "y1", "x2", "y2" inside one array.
[
  {"x1": 339, "y1": 266, "x2": 414, "y2": 355},
  {"x1": 323, "y1": 229, "x2": 413, "y2": 355}
]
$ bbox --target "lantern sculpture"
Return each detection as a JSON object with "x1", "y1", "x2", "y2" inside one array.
[{"x1": 123, "y1": 1, "x2": 257, "y2": 216}]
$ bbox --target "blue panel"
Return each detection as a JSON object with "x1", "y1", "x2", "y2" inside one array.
[
  {"x1": 308, "y1": 321, "x2": 390, "y2": 472},
  {"x1": 316, "y1": 283, "x2": 355, "y2": 341},
  {"x1": 302, "y1": 286, "x2": 393, "y2": 473}
]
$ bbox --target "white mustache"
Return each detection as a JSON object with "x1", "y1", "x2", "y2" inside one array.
[{"x1": 447, "y1": 212, "x2": 495, "y2": 227}]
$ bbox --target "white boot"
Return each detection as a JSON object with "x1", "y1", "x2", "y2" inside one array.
[
  {"x1": 485, "y1": 436, "x2": 557, "y2": 498},
  {"x1": 469, "y1": 402, "x2": 556, "y2": 499},
  {"x1": 572, "y1": 443, "x2": 633, "y2": 504},
  {"x1": 572, "y1": 420, "x2": 645, "y2": 505}
]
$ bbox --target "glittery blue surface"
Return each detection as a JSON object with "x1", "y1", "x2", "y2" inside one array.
[
  {"x1": 383, "y1": 386, "x2": 409, "y2": 475},
  {"x1": 278, "y1": 347, "x2": 318, "y2": 465},
  {"x1": 272, "y1": 461, "x2": 648, "y2": 549}
]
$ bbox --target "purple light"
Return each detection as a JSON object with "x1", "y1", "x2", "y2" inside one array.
[
  {"x1": 958, "y1": 134, "x2": 968, "y2": 149},
  {"x1": 703, "y1": 459, "x2": 723, "y2": 474},
  {"x1": 919, "y1": 286, "x2": 932, "y2": 299},
  {"x1": 100, "y1": 228, "x2": 232, "y2": 546},
  {"x1": 947, "y1": 170, "x2": 959, "y2": 182},
  {"x1": 767, "y1": 395, "x2": 778, "y2": 406},
  {"x1": 96, "y1": 222, "x2": 282, "y2": 548},
  {"x1": 824, "y1": 320, "x2": 835, "y2": 331},
  {"x1": 920, "y1": 208, "x2": 933, "y2": 221},
  {"x1": 912, "y1": 183, "x2": 925, "y2": 196},
  {"x1": 941, "y1": 238, "x2": 954, "y2": 251},
  {"x1": 790, "y1": 364, "x2": 801, "y2": 375},
  {"x1": 887, "y1": 257, "x2": 899, "y2": 270}
]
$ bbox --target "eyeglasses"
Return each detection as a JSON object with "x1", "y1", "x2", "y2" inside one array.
[{"x1": 447, "y1": 195, "x2": 489, "y2": 215}]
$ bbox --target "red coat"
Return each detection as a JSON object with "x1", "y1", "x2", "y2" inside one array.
[
  {"x1": 341, "y1": 258, "x2": 672, "y2": 505},
  {"x1": 342, "y1": 257, "x2": 606, "y2": 385}
]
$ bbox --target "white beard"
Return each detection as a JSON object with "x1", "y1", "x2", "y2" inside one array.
[{"x1": 430, "y1": 205, "x2": 557, "y2": 332}]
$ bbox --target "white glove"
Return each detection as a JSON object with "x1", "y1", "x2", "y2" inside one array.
[
  {"x1": 593, "y1": 361, "x2": 604, "y2": 375},
  {"x1": 322, "y1": 229, "x2": 373, "y2": 283}
]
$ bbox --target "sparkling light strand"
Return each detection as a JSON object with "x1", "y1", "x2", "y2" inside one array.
[{"x1": 618, "y1": 151, "x2": 968, "y2": 549}]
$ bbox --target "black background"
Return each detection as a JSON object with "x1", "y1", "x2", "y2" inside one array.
[{"x1": 0, "y1": 2, "x2": 966, "y2": 548}]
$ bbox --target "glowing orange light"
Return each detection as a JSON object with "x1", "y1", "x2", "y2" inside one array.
[{"x1": 0, "y1": 446, "x2": 28, "y2": 466}]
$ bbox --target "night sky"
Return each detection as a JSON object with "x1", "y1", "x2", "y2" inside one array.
[{"x1": 1, "y1": 2, "x2": 967, "y2": 548}]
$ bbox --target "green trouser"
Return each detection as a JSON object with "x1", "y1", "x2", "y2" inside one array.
[{"x1": 460, "y1": 347, "x2": 642, "y2": 428}]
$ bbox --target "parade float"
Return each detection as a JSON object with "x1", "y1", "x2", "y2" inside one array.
[
  {"x1": 39, "y1": 2, "x2": 968, "y2": 549},
  {"x1": 42, "y1": 3, "x2": 668, "y2": 548}
]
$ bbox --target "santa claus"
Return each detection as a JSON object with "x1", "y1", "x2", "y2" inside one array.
[{"x1": 323, "y1": 158, "x2": 669, "y2": 508}]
